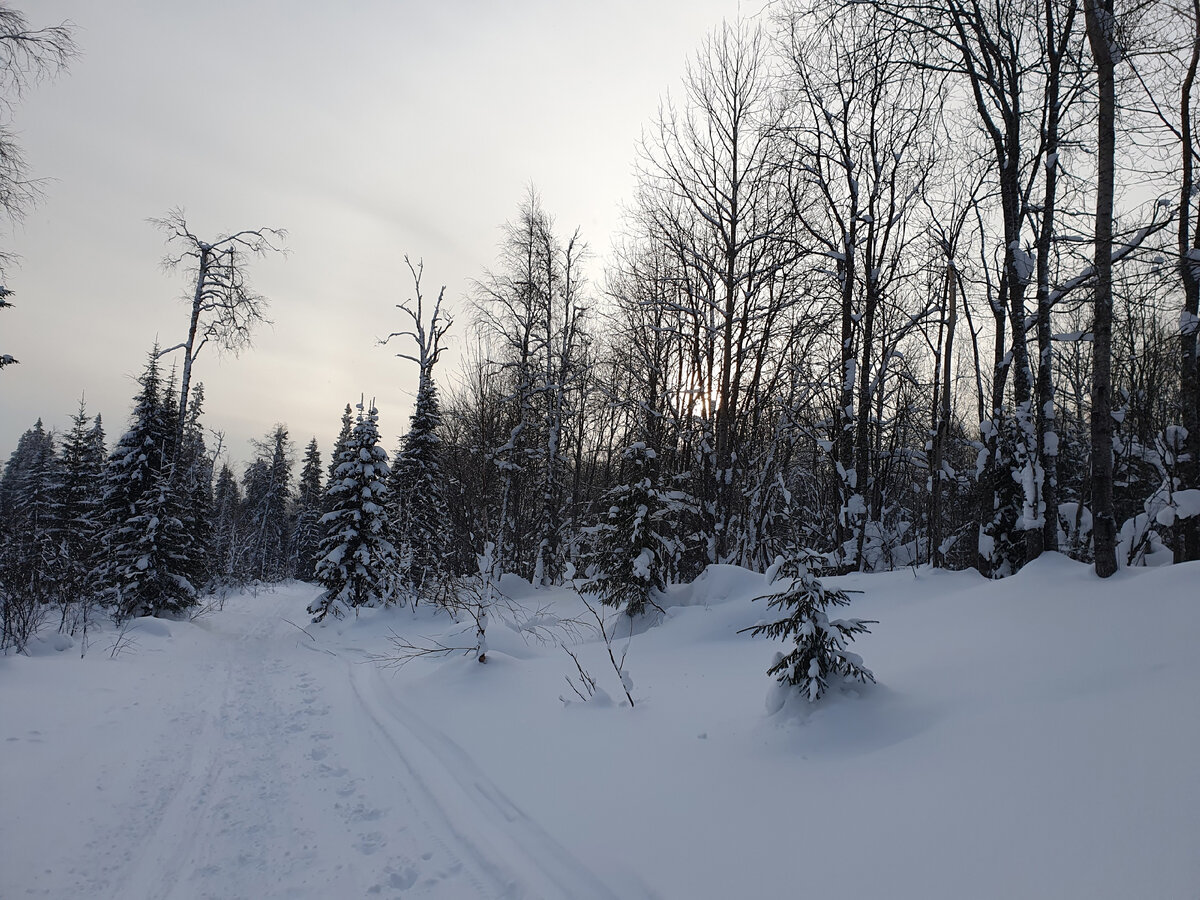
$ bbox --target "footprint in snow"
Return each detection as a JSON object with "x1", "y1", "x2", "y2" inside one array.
[
  {"x1": 347, "y1": 802, "x2": 384, "y2": 822},
  {"x1": 354, "y1": 832, "x2": 386, "y2": 855}
]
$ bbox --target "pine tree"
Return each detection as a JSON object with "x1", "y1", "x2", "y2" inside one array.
[
  {"x1": 309, "y1": 402, "x2": 398, "y2": 622},
  {"x1": 579, "y1": 442, "x2": 692, "y2": 616},
  {"x1": 391, "y1": 370, "x2": 449, "y2": 603},
  {"x1": 99, "y1": 350, "x2": 196, "y2": 621},
  {"x1": 175, "y1": 383, "x2": 213, "y2": 590},
  {"x1": 56, "y1": 400, "x2": 106, "y2": 616},
  {"x1": 743, "y1": 549, "x2": 876, "y2": 703},
  {"x1": 100, "y1": 352, "x2": 172, "y2": 529},
  {"x1": 0, "y1": 419, "x2": 63, "y2": 649},
  {"x1": 291, "y1": 437, "x2": 324, "y2": 581},
  {"x1": 242, "y1": 425, "x2": 292, "y2": 582},
  {"x1": 326, "y1": 403, "x2": 353, "y2": 508},
  {"x1": 117, "y1": 467, "x2": 197, "y2": 618},
  {"x1": 210, "y1": 464, "x2": 242, "y2": 583}
]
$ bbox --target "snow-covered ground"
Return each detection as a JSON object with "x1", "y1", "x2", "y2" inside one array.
[{"x1": 3, "y1": 554, "x2": 1198, "y2": 899}]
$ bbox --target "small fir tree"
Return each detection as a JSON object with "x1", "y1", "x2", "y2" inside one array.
[
  {"x1": 743, "y1": 549, "x2": 876, "y2": 702},
  {"x1": 579, "y1": 442, "x2": 692, "y2": 616},
  {"x1": 308, "y1": 402, "x2": 398, "y2": 622}
]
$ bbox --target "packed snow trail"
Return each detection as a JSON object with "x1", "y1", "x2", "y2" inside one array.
[
  {"x1": 0, "y1": 585, "x2": 627, "y2": 900},
  {"x1": 7, "y1": 560, "x2": 1200, "y2": 899}
]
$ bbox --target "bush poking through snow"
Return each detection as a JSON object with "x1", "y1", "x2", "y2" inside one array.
[
  {"x1": 560, "y1": 592, "x2": 636, "y2": 707},
  {"x1": 742, "y1": 550, "x2": 876, "y2": 702}
]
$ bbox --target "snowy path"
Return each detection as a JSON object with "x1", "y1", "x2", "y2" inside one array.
[
  {"x1": 1, "y1": 587, "x2": 623, "y2": 900},
  {"x1": 7, "y1": 560, "x2": 1199, "y2": 899}
]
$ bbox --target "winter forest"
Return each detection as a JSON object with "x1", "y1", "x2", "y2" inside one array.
[
  {"x1": 5, "y1": 0, "x2": 1200, "y2": 647},
  {"x1": 3, "y1": 1, "x2": 1200, "y2": 897}
]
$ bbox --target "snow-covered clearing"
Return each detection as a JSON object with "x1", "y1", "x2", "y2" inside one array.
[{"x1": 3, "y1": 554, "x2": 1198, "y2": 898}]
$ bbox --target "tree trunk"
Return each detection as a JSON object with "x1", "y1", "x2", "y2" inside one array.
[
  {"x1": 1178, "y1": 0, "x2": 1200, "y2": 562},
  {"x1": 175, "y1": 246, "x2": 210, "y2": 451},
  {"x1": 932, "y1": 262, "x2": 958, "y2": 568},
  {"x1": 1033, "y1": 0, "x2": 1077, "y2": 557},
  {"x1": 1085, "y1": 0, "x2": 1119, "y2": 577}
]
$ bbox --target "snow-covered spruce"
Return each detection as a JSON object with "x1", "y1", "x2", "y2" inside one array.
[
  {"x1": 390, "y1": 358, "x2": 450, "y2": 605},
  {"x1": 308, "y1": 402, "x2": 398, "y2": 623},
  {"x1": 98, "y1": 351, "x2": 199, "y2": 622},
  {"x1": 579, "y1": 442, "x2": 691, "y2": 616},
  {"x1": 0, "y1": 418, "x2": 64, "y2": 649},
  {"x1": 290, "y1": 437, "x2": 325, "y2": 581},
  {"x1": 385, "y1": 257, "x2": 452, "y2": 606},
  {"x1": 743, "y1": 549, "x2": 876, "y2": 702}
]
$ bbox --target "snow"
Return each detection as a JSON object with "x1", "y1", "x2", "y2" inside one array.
[
  {"x1": 3, "y1": 560, "x2": 1200, "y2": 899},
  {"x1": 1174, "y1": 488, "x2": 1200, "y2": 520},
  {"x1": 1180, "y1": 309, "x2": 1199, "y2": 336}
]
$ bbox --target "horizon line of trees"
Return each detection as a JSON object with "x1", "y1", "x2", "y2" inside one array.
[{"x1": 4, "y1": 1, "x2": 1200, "y2": 651}]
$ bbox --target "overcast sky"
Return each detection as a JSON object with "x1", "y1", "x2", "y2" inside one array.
[{"x1": 2, "y1": 0, "x2": 747, "y2": 469}]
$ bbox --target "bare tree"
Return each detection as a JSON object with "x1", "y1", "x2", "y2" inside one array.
[
  {"x1": 0, "y1": 5, "x2": 74, "y2": 227},
  {"x1": 152, "y1": 209, "x2": 286, "y2": 445},
  {"x1": 777, "y1": 0, "x2": 943, "y2": 569},
  {"x1": 636, "y1": 20, "x2": 797, "y2": 564},
  {"x1": 0, "y1": 5, "x2": 75, "y2": 368},
  {"x1": 868, "y1": 0, "x2": 1100, "y2": 572},
  {"x1": 473, "y1": 188, "x2": 589, "y2": 585}
]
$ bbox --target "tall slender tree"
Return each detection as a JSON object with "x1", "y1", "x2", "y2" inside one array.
[
  {"x1": 385, "y1": 257, "x2": 452, "y2": 601},
  {"x1": 55, "y1": 400, "x2": 105, "y2": 614},
  {"x1": 1085, "y1": 0, "x2": 1120, "y2": 576},
  {"x1": 291, "y1": 437, "x2": 324, "y2": 581}
]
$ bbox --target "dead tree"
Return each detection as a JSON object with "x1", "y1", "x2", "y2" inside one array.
[
  {"x1": 382, "y1": 256, "x2": 452, "y2": 601},
  {"x1": 152, "y1": 209, "x2": 286, "y2": 447}
]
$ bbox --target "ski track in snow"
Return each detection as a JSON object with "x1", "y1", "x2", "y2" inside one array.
[
  {"x1": 9, "y1": 589, "x2": 620, "y2": 900},
  {"x1": 347, "y1": 661, "x2": 624, "y2": 900},
  {"x1": 6, "y1": 561, "x2": 1200, "y2": 899}
]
